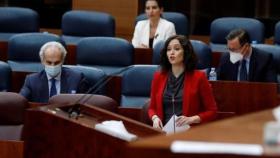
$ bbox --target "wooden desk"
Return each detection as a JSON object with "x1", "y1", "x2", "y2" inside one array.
[
  {"x1": 126, "y1": 109, "x2": 279, "y2": 158},
  {"x1": 23, "y1": 103, "x2": 162, "y2": 158},
  {"x1": 210, "y1": 81, "x2": 278, "y2": 119},
  {"x1": 134, "y1": 48, "x2": 153, "y2": 64},
  {"x1": 0, "y1": 41, "x2": 8, "y2": 61},
  {"x1": 0, "y1": 140, "x2": 23, "y2": 158},
  {"x1": 72, "y1": 0, "x2": 141, "y2": 40}
]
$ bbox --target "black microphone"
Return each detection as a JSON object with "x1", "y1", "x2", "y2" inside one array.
[
  {"x1": 172, "y1": 94, "x2": 176, "y2": 133},
  {"x1": 154, "y1": 33, "x2": 159, "y2": 39},
  {"x1": 68, "y1": 65, "x2": 134, "y2": 119}
]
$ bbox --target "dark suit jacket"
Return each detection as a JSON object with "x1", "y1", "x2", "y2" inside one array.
[
  {"x1": 148, "y1": 70, "x2": 217, "y2": 124},
  {"x1": 217, "y1": 47, "x2": 277, "y2": 83},
  {"x1": 20, "y1": 67, "x2": 89, "y2": 103}
]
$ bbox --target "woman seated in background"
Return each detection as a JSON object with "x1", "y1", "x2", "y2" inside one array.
[
  {"x1": 132, "y1": 0, "x2": 176, "y2": 48},
  {"x1": 148, "y1": 35, "x2": 217, "y2": 129}
]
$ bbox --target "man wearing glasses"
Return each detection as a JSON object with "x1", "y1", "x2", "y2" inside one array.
[{"x1": 217, "y1": 28, "x2": 277, "y2": 82}]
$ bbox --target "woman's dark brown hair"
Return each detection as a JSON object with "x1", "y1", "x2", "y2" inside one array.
[
  {"x1": 145, "y1": 0, "x2": 164, "y2": 9},
  {"x1": 160, "y1": 35, "x2": 198, "y2": 72}
]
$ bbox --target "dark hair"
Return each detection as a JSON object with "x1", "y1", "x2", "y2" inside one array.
[
  {"x1": 226, "y1": 28, "x2": 250, "y2": 46},
  {"x1": 160, "y1": 35, "x2": 198, "y2": 72},
  {"x1": 145, "y1": 0, "x2": 164, "y2": 9}
]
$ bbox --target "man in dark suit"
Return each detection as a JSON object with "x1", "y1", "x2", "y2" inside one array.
[
  {"x1": 20, "y1": 41, "x2": 88, "y2": 103},
  {"x1": 217, "y1": 28, "x2": 277, "y2": 83}
]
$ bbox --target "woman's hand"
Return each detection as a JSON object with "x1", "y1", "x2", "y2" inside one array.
[
  {"x1": 140, "y1": 43, "x2": 149, "y2": 48},
  {"x1": 176, "y1": 115, "x2": 201, "y2": 127},
  {"x1": 152, "y1": 115, "x2": 163, "y2": 129}
]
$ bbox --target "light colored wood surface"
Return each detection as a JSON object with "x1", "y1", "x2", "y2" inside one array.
[
  {"x1": 128, "y1": 109, "x2": 275, "y2": 151},
  {"x1": 72, "y1": 0, "x2": 139, "y2": 41}
]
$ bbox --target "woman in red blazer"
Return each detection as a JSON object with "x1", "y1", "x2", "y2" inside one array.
[{"x1": 148, "y1": 35, "x2": 217, "y2": 129}]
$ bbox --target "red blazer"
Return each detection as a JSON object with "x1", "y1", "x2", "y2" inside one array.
[{"x1": 148, "y1": 70, "x2": 217, "y2": 123}]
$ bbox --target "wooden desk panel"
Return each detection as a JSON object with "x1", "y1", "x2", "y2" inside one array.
[
  {"x1": 126, "y1": 109, "x2": 278, "y2": 158},
  {"x1": 0, "y1": 41, "x2": 8, "y2": 61},
  {"x1": 0, "y1": 140, "x2": 23, "y2": 158},
  {"x1": 23, "y1": 103, "x2": 162, "y2": 158},
  {"x1": 210, "y1": 81, "x2": 278, "y2": 119},
  {"x1": 72, "y1": 0, "x2": 140, "y2": 40}
]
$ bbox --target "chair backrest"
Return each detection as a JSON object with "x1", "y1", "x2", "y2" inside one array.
[
  {"x1": 135, "y1": 12, "x2": 188, "y2": 36},
  {"x1": 0, "y1": 61, "x2": 11, "y2": 91},
  {"x1": 274, "y1": 21, "x2": 280, "y2": 45},
  {"x1": 0, "y1": 92, "x2": 28, "y2": 140},
  {"x1": 252, "y1": 44, "x2": 280, "y2": 83},
  {"x1": 152, "y1": 40, "x2": 212, "y2": 69},
  {"x1": 121, "y1": 65, "x2": 158, "y2": 107},
  {"x1": 0, "y1": 7, "x2": 39, "y2": 41},
  {"x1": 63, "y1": 65, "x2": 107, "y2": 94},
  {"x1": 49, "y1": 94, "x2": 118, "y2": 113},
  {"x1": 61, "y1": 10, "x2": 115, "y2": 45},
  {"x1": 210, "y1": 17, "x2": 265, "y2": 52},
  {"x1": 76, "y1": 37, "x2": 134, "y2": 75},
  {"x1": 7, "y1": 33, "x2": 64, "y2": 72}
]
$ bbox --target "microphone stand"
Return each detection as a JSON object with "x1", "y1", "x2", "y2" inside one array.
[
  {"x1": 68, "y1": 66, "x2": 133, "y2": 119},
  {"x1": 172, "y1": 95, "x2": 176, "y2": 134}
]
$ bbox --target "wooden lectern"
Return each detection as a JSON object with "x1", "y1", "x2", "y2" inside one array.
[{"x1": 23, "y1": 103, "x2": 162, "y2": 158}]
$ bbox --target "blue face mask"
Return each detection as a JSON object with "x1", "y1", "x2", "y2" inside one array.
[{"x1": 45, "y1": 65, "x2": 61, "y2": 77}]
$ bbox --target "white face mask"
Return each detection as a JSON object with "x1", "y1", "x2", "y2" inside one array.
[
  {"x1": 229, "y1": 51, "x2": 243, "y2": 64},
  {"x1": 45, "y1": 65, "x2": 62, "y2": 77}
]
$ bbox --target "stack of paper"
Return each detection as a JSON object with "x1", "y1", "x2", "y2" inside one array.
[
  {"x1": 95, "y1": 120, "x2": 137, "y2": 141},
  {"x1": 163, "y1": 115, "x2": 190, "y2": 134},
  {"x1": 171, "y1": 141, "x2": 263, "y2": 156}
]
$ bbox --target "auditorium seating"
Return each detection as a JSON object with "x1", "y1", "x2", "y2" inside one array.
[
  {"x1": 7, "y1": 33, "x2": 64, "y2": 72},
  {"x1": 135, "y1": 12, "x2": 188, "y2": 36},
  {"x1": 76, "y1": 37, "x2": 134, "y2": 75},
  {"x1": 0, "y1": 61, "x2": 11, "y2": 92},
  {"x1": 0, "y1": 92, "x2": 28, "y2": 140},
  {"x1": 252, "y1": 44, "x2": 280, "y2": 83},
  {"x1": 210, "y1": 17, "x2": 265, "y2": 52},
  {"x1": 120, "y1": 65, "x2": 158, "y2": 108},
  {"x1": 61, "y1": 10, "x2": 115, "y2": 45},
  {"x1": 274, "y1": 21, "x2": 280, "y2": 45},
  {"x1": 152, "y1": 40, "x2": 212, "y2": 69},
  {"x1": 0, "y1": 7, "x2": 39, "y2": 41},
  {"x1": 64, "y1": 65, "x2": 107, "y2": 94}
]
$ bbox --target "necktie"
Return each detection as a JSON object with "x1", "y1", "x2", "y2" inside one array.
[
  {"x1": 50, "y1": 78, "x2": 57, "y2": 97},
  {"x1": 239, "y1": 59, "x2": 248, "y2": 81}
]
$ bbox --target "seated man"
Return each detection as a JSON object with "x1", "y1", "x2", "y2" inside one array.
[
  {"x1": 20, "y1": 41, "x2": 88, "y2": 103},
  {"x1": 217, "y1": 28, "x2": 277, "y2": 82}
]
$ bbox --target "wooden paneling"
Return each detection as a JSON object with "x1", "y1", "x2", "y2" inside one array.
[
  {"x1": 0, "y1": 140, "x2": 23, "y2": 158},
  {"x1": 72, "y1": 0, "x2": 140, "y2": 40}
]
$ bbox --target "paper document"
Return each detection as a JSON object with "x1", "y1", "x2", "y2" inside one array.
[
  {"x1": 171, "y1": 141, "x2": 263, "y2": 156},
  {"x1": 163, "y1": 115, "x2": 190, "y2": 134},
  {"x1": 95, "y1": 120, "x2": 137, "y2": 141}
]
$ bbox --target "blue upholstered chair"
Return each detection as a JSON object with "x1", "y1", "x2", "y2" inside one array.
[
  {"x1": 120, "y1": 65, "x2": 158, "y2": 108},
  {"x1": 0, "y1": 61, "x2": 11, "y2": 92},
  {"x1": 252, "y1": 44, "x2": 280, "y2": 83},
  {"x1": 210, "y1": 17, "x2": 265, "y2": 52},
  {"x1": 274, "y1": 21, "x2": 280, "y2": 45},
  {"x1": 64, "y1": 65, "x2": 107, "y2": 94},
  {"x1": 0, "y1": 7, "x2": 39, "y2": 41},
  {"x1": 7, "y1": 33, "x2": 64, "y2": 72},
  {"x1": 61, "y1": 10, "x2": 115, "y2": 45},
  {"x1": 152, "y1": 40, "x2": 211, "y2": 69},
  {"x1": 135, "y1": 12, "x2": 188, "y2": 36},
  {"x1": 76, "y1": 37, "x2": 134, "y2": 75}
]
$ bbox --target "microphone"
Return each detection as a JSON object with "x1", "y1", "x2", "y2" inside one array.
[
  {"x1": 172, "y1": 94, "x2": 176, "y2": 134},
  {"x1": 154, "y1": 34, "x2": 159, "y2": 39},
  {"x1": 68, "y1": 65, "x2": 133, "y2": 119}
]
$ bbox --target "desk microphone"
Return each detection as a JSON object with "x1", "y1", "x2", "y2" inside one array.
[
  {"x1": 172, "y1": 94, "x2": 176, "y2": 134},
  {"x1": 154, "y1": 34, "x2": 159, "y2": 39},
  {"x1": 68, "y1": 65, "x2": 133, "y2": 119}
]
